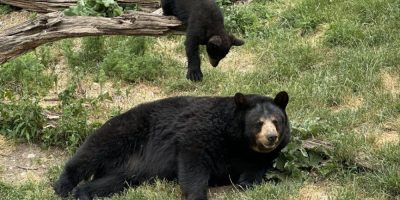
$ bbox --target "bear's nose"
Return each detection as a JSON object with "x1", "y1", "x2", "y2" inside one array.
[
  {"x1": 209, "y1": 57, "x2": 220, "y2": 67},
  {"x1": 267, "y1": 134, "x2": 277, "y2": 142}
]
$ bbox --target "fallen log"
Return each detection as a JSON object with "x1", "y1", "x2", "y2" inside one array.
[
  {"x1": 0, "y1": 11, "x2": 183, "y2": 65},
  {"x1": 0, "y1": 0, "x2": 160, "y2": 13},
  {"x1": 0, "y1": 0, "x2": 248, "y2": 13}
]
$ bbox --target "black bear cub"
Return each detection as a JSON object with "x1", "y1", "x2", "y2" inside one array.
[
  {"x1": 161, "y1": 0, "x2": 244, "y2": 81},
  {"x1": 54, "y1": 91, "x2": 290, "y2": 200}
]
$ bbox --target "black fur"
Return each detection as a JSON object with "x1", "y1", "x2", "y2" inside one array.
[
  {"x1": 54, "y1": 92, "x2": 290, "y2": 200},
  {"x1": 161, "y1": 0, "x2": 244, "y2": 81}
]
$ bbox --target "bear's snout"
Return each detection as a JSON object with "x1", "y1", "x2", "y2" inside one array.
[
  {"x1": 267, "y1": 133, "x2": 278, "y2": 143},
  {"x1": 209, "y1": 57, "x2": 220, "y2": 67},
  {"x1": 252, "y1": 118, "x2": 281, "y2": 153}
]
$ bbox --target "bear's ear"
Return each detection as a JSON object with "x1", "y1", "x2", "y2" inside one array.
[
  {"x1": 209, "y1": 35, "x2": 222, "y2": 47},
  {"x1": 230, "y1": 35, "x2": 244, "y2": 46},
  {"x1": 273, "y1": 91, "x2": 289, "y2": 110},
  {"x1": 234, "y1": 93, "x2": 248, "y2": 108}
]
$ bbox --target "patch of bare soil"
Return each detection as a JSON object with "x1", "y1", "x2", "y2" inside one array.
[
  {"x1": 0, "y1": 135, "x2": 66, "y2": 184},
  {"x1": 40, "y1": 58, "x2": 72, "y2": 108},
  {"x1": 374, "y1": 119, "x2": 400, "y2": 147},
  {"x1": 219, "y1": 48, "x2": 257, "y2": 73},
  {"x1": 307, "y1": 24, "x2": 329, "y2": 48},
  {"x1": 381, "y1": 71, "x2": 400, "y2": 97},
  {"x1": 0, "y1": 10, "x2": 32, "y2": 32},
  {"x1": 374, "y1": 131, "x2": 399, "y2": 147},
  {"x1": 358, "y1": 120, "x2": 399, "y2": 148},
  {"x1": 332, "y1": 95, "x2": 364, "y2": 113},
  {"x1": 298, "y1": 184, "x2": 330, "y2": 200},
  {"x1": 81, "y1": 80, "x2": 167, "y2": 109}
]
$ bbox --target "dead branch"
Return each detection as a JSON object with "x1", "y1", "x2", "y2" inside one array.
[
  {"x1": 16, "y1": 165, "x2": 40, "y2": 170},
  {"x1": 0, "y1": 0, "x2": 248, "y2": 13},
  {"x1": 302, "y1": 138, "x2": 334, "y2": 151},
  {"x1": 0, "y1": 11, "x2": 183, "y2": 64},
  {"x1": 0, "y1": 0, "x2": 160, "y2": 13}
]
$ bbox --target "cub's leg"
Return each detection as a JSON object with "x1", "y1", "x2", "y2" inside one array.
[{"x1": 185, "y1": 25, "x2": 203, "y2": 81}]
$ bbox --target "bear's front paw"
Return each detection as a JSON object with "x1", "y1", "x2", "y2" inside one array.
[
  {"x1": 186, "y1": 69, "x2": 203, "y2": 81},
  {"x1": 53, "y1": 178, "x2": 74, "y2": 197},
  {"x1": 72, "y1": 186, "x2": 92, "y2": 200}
]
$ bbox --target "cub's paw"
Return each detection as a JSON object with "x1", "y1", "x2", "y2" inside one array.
[{"x1": 186, "y1": 69, "x2": 203, "y2": 81}]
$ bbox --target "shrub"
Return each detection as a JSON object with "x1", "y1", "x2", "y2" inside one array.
[
  {"x1": 0, "y1": 100, "x2": 45, "y2": 142},
  {"x1": 0, "y1": 53, "x2": 55, "y2": 98}
]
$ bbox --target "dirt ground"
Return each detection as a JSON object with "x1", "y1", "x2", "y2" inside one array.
[{"x1": 0, "y1": 135, "x2": 66, "y2": 184}]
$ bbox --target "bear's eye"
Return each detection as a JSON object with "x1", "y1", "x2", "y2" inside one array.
[
  {"x1": 256, "y1": 121, "x2": 264, "y2": 128},
  {"x1": 272, "y1": 119, "x2": 280, "y2": 131}
]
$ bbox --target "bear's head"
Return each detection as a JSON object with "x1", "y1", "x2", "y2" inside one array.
[
  {"x1": 206, "y1": 34, "x2": 244, "y2": 67},
  {"x1": 235, "y1": 91, "x2": 290, "y2": 153}
]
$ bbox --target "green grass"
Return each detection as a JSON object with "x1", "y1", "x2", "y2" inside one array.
[{"x1": 1, "y1": 0, "x2": 400, "y2": 199}]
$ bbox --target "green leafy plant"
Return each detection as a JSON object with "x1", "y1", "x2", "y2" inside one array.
[
  {"x1": 216, "y1": 0, "x2": 233, "y2": 7},
  {"x1": 0, "y1": 81, "x2": 99, "y2": 151},
  {"x1": 267, "y1": 119, "x2": 336, "y2": 180},
  {"x1": 270, "y1": 137, "x2": 334, "y2": 180},
  {"x1": 64, "y1": 0, "x2": 123, "y2": 17},
  {"x1": 42, "y1": 101, "x2": 98, "y2": 152},
  {"x1": 41, "y1": 84, "x2": 101, "y2": 151},
  {"x1": 0, "y1": 100, "x2": 45, "y2": 142}
]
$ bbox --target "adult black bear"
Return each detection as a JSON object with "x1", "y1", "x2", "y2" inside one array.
[
  {"x1": 161, "y1": 0, "x2": 244, "y2": 81},
  {"x1": 54, "y1": 91, "x2": 290, "y2": 200}
]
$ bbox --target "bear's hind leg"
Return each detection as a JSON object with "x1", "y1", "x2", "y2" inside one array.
[
  {"x1": 53, "y1": 146, "x2": 108, "y2": 197},
  {"x1": 54, "y1": 160, "x2": 91, "y2": 197},
  {"x1": 53, "y1": 171, "x2": 75, "y2": 197},
  {"x1": 72, "y1": 172, "x2": 129, "y2": 200}
]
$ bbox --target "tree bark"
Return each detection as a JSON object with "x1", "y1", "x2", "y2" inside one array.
[
  {"x1": 0, "y1": 11, "x2": 183, "y2": 65},
  {"x1": 0, "y1": 0, "x2": 160, "y2": 13}
]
